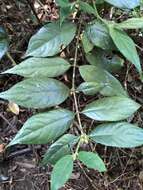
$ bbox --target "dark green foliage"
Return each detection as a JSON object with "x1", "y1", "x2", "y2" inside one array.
[{"x1": 1, "y1": 1, "x2": 143, "y2": 189}]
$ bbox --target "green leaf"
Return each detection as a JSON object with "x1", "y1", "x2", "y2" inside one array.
[
  {"x1": 0, "y1": 27, "x2": 8, "y2": 59},
  {"x1": 79, "y1": 1, "x2": 95, "y2": 14},
  {"x1": 109, "y1": 26, "x2": 142, "y2": 74},
  {"x1": 104, "y1": 54, "x2": 124, "y2": 72},
  {"x1": 77, "y1": 82, "x2": 104, "y2": 95},
  {"x1": 86, "y1": 50, "x2": 124, "y2": 72},
  {"x1": 79, "y1": 65, "x2": 127, "y2": 97},
  {"x1": 51, "y1": 155, "x2": 73, "y2": 190},
  {"x1": 42, "y1": 134, "x2": 78, "y2": 165},
  {"x1": 78, "y1": 151, "x2": 106, "y2": 172},
  {"x1": 25, "y1": 21, "x2": 76, "y2": 57},
  {"x1": 89, "y1": 122, "x2": 143, "y2": 148},
  {"x1": 0, "y1": 78, "x2": 69, "y2": 109},
  {"x1": 86, "y1": 20, "x2": 115, "y2": 50},
  {"x1": 60, "y1": 6, "x2": 73, "y2": 26},
  {"x1": 55, "y1": 0, "x2": 75, "y2": 25},
  {"x1": 104, "y1": 0, "x2": 140, "y2": 9},
  {"x1": 116, "y1": 18, "x2": 143, "y2": 29},
  {"x1": 96, "y1": 0, "x2": 104, "y2": 4},
  {"x1": 8, "y1": 109, "x2": 75, "y2": 146},
  {"x1": 82, "y1": 32, "x2": 94, "y2": 53},
  {"x1": 82, "y1": 96, "x2": 140, "y2": 121},
  {"x1": 55, "y1": 0, "x2": 70, "y2": 7},
  {"x1": 2, "y1": 57, "x2": 70, "y2": 78}
]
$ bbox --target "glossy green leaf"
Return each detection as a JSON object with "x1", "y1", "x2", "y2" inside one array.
[
  {"x1": 79, "y1": 65, "x2": 127, "y2": 96},
  {"x1": 104, "y1": 0, "x2": 140, "y2": 9},
  {"x1": 2, "y1": 57, "x2": 70, "y2": 78},
  {"x1": 82, "y1": 32, "x2": 94, "y2": 53},
  {"x1": 78, "y1": 151, "x2": 106, "y2": 172},
  {"x1": 25, "y1": 21, "x2": 76, "y2": 57},
  {"x1": 0, "y1": 27, "x2": 8, "y2": 59},
  {"x1": 79, "y1": 1, "x2": 95, "y2": 14},
  {"x1": 42, "y1": 134, "x2": 78, "y2": 165},
  {"x1": 77, "y1": 82, "x2": 104, "y2": 95},
  {"x1": 8, "y1": 109, "x2": 74, "y2": 145},
  {"x1": 82, "y1": 96, "x2": 140, "y2": 121},
  {"x1": 86, "y1": 20, "x2": 115, "y2": 50},
  {"x1": 109, "y1": 27, "x2": 142, "y2": 74},
  {"x1": 90, "y1": 122, "x2": 143, "y2": 147},
  {"x1": 116, "y1": 18, "x2": 143, "y2": 29},
  {"x1": 0, "y1": 78, "x2": 69, "y2": 108},
  {"x1": 86, "y1": 50, "x2": 124, "y2": 72},
  {"x1": 51, "y1": 155, "x2": 73, "y2": 190}
]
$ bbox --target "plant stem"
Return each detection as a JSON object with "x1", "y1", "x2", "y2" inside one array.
[
  {"x1": 92, "y1": 0, "x2": 100, "y2": 18},
  {"x1": 73, "y1": 138, "x2": 81, "y2": 160},
  {"x1": 73, "y1": 134, "x2": 89, "y2": 159},
  {"x1": 72, "y1": 19, "x2": 84, "y2": 135},
  {"x1": 92, "y1": 0, "x2": 107, "y2": 24},
  {"x1": 6, "y1": 52, "x2": 17, "y2": 66}
]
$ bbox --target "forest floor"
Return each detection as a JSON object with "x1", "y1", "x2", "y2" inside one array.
[{"x1": 0, "y1": 0, "x2": 143, "y2": 190}]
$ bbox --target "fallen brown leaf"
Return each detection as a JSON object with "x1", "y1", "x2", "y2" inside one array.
[{"x1": 0, "y1": 144, "x2": 5, "y2": 153}]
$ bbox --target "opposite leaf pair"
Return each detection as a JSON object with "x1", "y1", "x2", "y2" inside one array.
[
  {"x1": 51, "y1": 152, "x2": 106, "y2": 190},
  {"x1": 85, "y1": 19, "x2": 142, "y2": 76}
]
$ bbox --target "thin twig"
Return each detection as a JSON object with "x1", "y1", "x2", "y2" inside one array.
[
  {"x1": 0, "y1": 113, "x2": 13, "y2": 128},
  {"x1": 78, "y1": 162, "x2": 100, "y2": 190},
  {"x1": 72, "y1": 19, "x2": 84, "y2": 135},
  {"x1": 7, "y1": 146, "x2": 41, "y2": 159},
  {"x1": 6, "y1": 52, "x2": 17, "y2": 66},
  {"x1": 26, "y1": 0, "x2": 41, "y2": 25}
]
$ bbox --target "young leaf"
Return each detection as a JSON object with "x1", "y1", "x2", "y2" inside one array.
[
  {"x1": 77, "y1": 82, "x2": 104, "y2": 95},
  {"x1": 42, "y1": 134, "x2": 78, "y2": 165},
  {"x1": 86, "y1": 50, "x2": 124, "y2": 72},
  {"x1": 8, "y1": 109, "x2": 75, "y2": 146},
  {"x1": 51, "y1": 155, "x2": 73, "y2": 190},
  {"x1": 78, "y1": 151, "x2": 106, "y2": 172},
  {"x1": 0, "y1": 27, "x2": 8, "y2": 59},
  {"x1": 2, "y1": 57, "x2": 70, "y2": 78},
  {"x1": 79, "y1": 65, "x2": 127, "y2": 97},
  {"x1": 86, "y1": 20, "x2": 115, "y2": 50},
  {"x1": 82, "y1": 96, "x2": 140, "y2": 121},
  {"x1": 0, "y1": 78, "x2": 69, "y2": 109},
  {"x1": 109, "y1": 27, "x2": 142, "y2": 74},
  {"x1": 116, "y1": 18, "x2": 143, "y2": 29},
  {"x1": 25, "y1": 21, "x2": 76, "y2": 57},
  {"x1": 82, "y1": 32, "x2": 94, "y2": 53},
  {"x1": 89, "y1": 122, "x2": 143, "y2": 148},
  {"x1": 104, "y1": 0, "x2": 140, "y2": 9}
]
